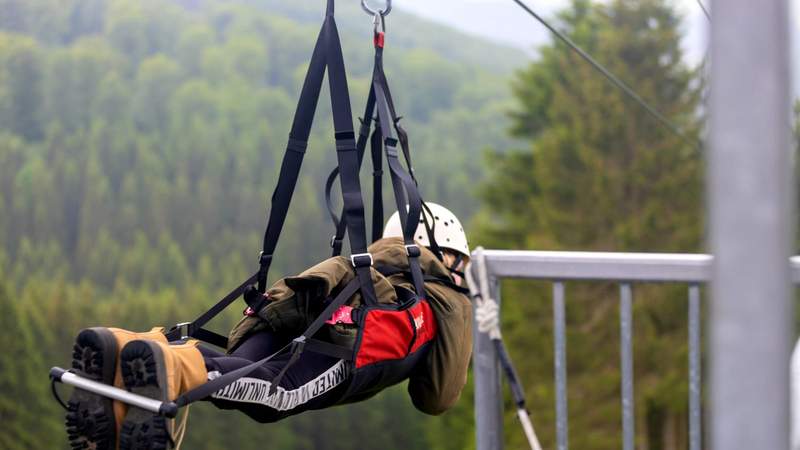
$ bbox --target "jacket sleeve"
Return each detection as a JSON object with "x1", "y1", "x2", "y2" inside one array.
[{"x1": 407, "y1": 284, "x2": 473, "y2": 415}]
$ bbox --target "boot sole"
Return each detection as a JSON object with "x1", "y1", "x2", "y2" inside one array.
[
  {"x1": 119, "y1": 340, "x2": 171, "y2": 450},
  {"x1": 65, "y1": 327, "x2": 118, "y2": 450}
]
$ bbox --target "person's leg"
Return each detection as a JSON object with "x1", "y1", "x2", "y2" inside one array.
[
  {"x1": 229, "y1": 330, "x2": 291, "y2": 360},
  {"x1": 115, "y1": 334, "x2": 352, "y2": 448},
  {"x1": 203, "y1": 348, "x2": 352, "y2": 423},
  {"x1": 118, "y1": 339, "x2": 207, "y2": 450},
  {"x1": 65, "y1": 326, "x2": 168, "y2": 450}
]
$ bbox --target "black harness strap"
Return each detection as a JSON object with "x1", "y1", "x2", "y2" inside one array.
[
  {"x1": 323, "y1": 7, "x2": 379, "y2": 308},
  {"x1": 370, "y1": 122, "x2": 384, "y2": 243},
  {"x1": 371, "y1": 45, "x2": 427, "y2": 299},
  {"x1": 256, "y1": 11, "x2": 330, "y2": 293},
  {"x1": 164, "y1": 273, "x2": 258, "y2": 346},
  {"x1": 325, "y1": 88, "x2": 377, "y2": 257}
]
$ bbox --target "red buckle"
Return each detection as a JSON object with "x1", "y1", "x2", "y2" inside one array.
[{"x1": 374, "y1": 32, "x2": 385, "y2": 48}]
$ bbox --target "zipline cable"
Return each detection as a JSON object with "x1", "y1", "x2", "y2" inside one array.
[
  {"x1": 509, "y1": 0, "x2": 701, "y2": 151},
  {"x1": 695, "y1": 0, "x2": 711, "y2": 21}
]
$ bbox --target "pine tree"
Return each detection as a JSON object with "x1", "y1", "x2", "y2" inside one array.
[{"x1": 475, "y1": 1, "x2": 703, "y2": 448}]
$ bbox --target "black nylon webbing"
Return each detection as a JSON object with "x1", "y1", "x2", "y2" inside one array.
[
  {"x1": 257, "y1": 17, "x2": 330, "y2": 292},
  {"x1": 371, "y1": 47, "x2": 427, "y2": 299},
  {"x1": 370, "y1": 125, "x2": 384, "y2": 243},
  {"x1": 324, "y1": 13, "x2": 379, "y2": 306},
  {"x1": 326, "y1": 88, "x2": 377, "y2": 257},
  {"x1": 163, "y1": 272, "x2": 258, "y2": 345}
]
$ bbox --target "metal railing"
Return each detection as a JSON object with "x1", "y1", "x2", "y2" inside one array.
[{"x1": 470, "y1": 249, "x2": 800, "y2": 450}]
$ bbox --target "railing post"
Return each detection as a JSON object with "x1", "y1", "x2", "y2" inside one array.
[
  {"x1": 688, "y1": 285, "x2": 702, "y2": 450},
  {"x1": 553, "y1": 282, "x2": 569, "y2": 450},
  {"x1": 709, "y1": 1, "x2": 793, "y2": 449},
  {"x1": 619, "y1": 284, "x2": 635, "y2": 450},
  {"x1": 473, "y1": 252, "x2": 504, "y2": 450}
]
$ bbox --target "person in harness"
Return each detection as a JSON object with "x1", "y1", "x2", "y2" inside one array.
[{"x1": 64, "y1": 203, "x2": 472, "y2": 450}]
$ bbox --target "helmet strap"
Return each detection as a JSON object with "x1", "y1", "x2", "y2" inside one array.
[
  {"x1": 421, "y1": 201, "x2": 444, "y2": 261},
  {"x1": 447, "y1": 253, "x2": 465, "y2": 279}
]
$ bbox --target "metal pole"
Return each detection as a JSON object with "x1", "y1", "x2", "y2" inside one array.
[
  {"x1": 709, "y1": 1, "x2": 793, "y2": 449},
  {"x1": 688, "y1": 285, "x2": 702, "y2": 450},
  {"x1": 619, "y1": 284, "x2": 635, "y2": 450},
  {"x1": 472, "y1": 249, "x2": 504, "y2": 450},
  {"x1": 553, "y1": 282, "x2": 568, "y2": 450}
]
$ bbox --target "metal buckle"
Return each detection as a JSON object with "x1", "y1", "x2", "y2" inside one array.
[
  {"x1": 350, "y1": 252, "x2": 374, "y2": 267},
  {"x1": 291, "y1": 336, "x2": 307, "y2": 353},
  {"x1": 173, "y1": 322, "x2": 192, "y2": 340},
  {"x1": 258, "y1": 251, "x2": 272, "y2": 265},
  {"x1": 405, "y1": 244, "x2": 421, "y2": 257}
]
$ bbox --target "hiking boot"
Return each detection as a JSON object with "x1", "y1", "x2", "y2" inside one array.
[
  {"x1": 65, "y1": 327, "x2": 167, "y2": 450},
  {"x1": 119, "y1": 339, "x2": 207, "y2": 450}
]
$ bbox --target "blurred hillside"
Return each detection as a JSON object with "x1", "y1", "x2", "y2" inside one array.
[{"x1": 0, "y1": 0, "x2": 523, "y2": 290}]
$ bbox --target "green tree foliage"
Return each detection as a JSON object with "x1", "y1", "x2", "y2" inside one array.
[
  {"x1": 0, "y1": 0, "x2": 522, "y2": 448},
  {"x1": 0, "y1": 278, "x2": 61, "y2": 449},
  {"x1": 472, "y1": 1, "x2": 703, "y2": 449}
]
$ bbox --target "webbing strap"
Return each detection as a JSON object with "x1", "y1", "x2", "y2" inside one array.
[
  {"x1": 370, "y1": 124, "x2": 384, "y2": 243},
  {"x1": 164, "y1": 273, "x2": 258, "y2": 345},
  {"x1": 174, "y1": 277, "x2": 360, "y2": 406},
  {"x1": 371, "y1": 46, "x2": 427, "y2": 299},
  {"x1": 256, "y1": 15, "x2": 330, "y2": 292},
  {"x1": 325, "y1": 88, "x2": 377, "y2": 257},
  {"x1": 323, "y1": 13, "x2": 380, "y2": 307},
  {"x1": 374, "y1": 66, "x2": 416, "y2": 183}
]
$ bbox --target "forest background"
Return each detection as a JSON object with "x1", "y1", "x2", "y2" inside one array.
[{"x1": 0, "y1": 0, "x2": 783, "y2": 449}]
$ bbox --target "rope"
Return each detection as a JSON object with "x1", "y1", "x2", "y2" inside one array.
[
  {"x1": 172, "y1": 404, "x2": 191, "y2": 450},
  {"x1": 509, "y1": 0, "x2": 701, "y2": 152},
  {"x1": 465, "y1": 252, "x2": 501, "y2": 340}
]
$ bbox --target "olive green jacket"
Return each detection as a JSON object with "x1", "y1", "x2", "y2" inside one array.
[{"x1": 227, "y1": 237, "x2": 473, "y2": 415}]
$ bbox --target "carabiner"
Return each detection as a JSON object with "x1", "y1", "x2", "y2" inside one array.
[{"x1": 361, "y1": 0, "x2": 392, "y2": 17}]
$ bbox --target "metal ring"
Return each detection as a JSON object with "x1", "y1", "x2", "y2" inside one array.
[{"x1": 361, "y1": 0, "x2": 391, "y2": 17}]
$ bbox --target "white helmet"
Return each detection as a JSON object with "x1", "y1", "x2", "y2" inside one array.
[{"x1": 382, "y1": 202, "x2": 469, "y2": 258}]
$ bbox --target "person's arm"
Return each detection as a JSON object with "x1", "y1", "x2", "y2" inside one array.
[{"x1": 407, "y1": 284, "x2": 473, "y2": 415}]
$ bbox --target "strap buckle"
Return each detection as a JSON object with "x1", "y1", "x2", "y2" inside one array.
[
  {"x1": 259, "y1": 251, "x2": 272, "y2": 266},
  {"x1": 291, "y1": 336, "x2": 307, "y2": 354},
  {"x1": 350, "y1": 252, "x2": 374, "y2": 267},
  {"x1": 172, "y1": 322, "x2": 192, "y2": 340},
  {"x1": 405, "y1": 244, "x2": 421, "y2": 258}
]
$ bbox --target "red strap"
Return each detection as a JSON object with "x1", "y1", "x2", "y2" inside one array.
[{"x1": 374, "y1": 32, "x2": 385, "y2": 48}]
